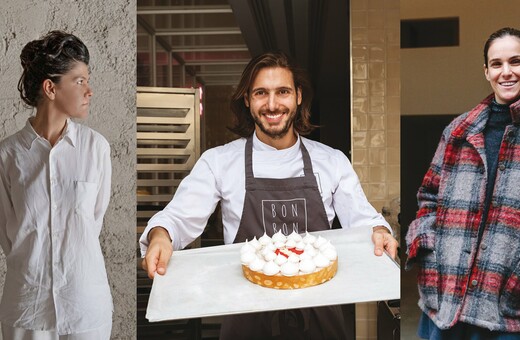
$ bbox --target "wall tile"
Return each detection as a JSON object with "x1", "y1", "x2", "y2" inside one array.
[
  {"x1": 368, "y1": 113, "x2": 386, "y2": 130},
  {"x1": 369, "y1": 96, "x2": 385, "y2": 113},
  {"x1": 353, "y1": 96, "x2": 369, "y2": 114},
  {"x1": 353, "y1": 63, "x2": 368, "y2": 79},
  {"x1": 386, "y1": 96, "x2": 400, "y2": 115},
  {"x1": 353, "y1": 114, "x2": 368, "y2": 131},
  {"x1": 368, "y1": 29, "x2": 386, "y2": 43},
  {"x1": 368, "y1": 10, "x2": 385, "y2": 29},
  {"x1": 369, "y1": 79, "x2": 385, "y2": 96},
  {"x1": 350, "y1": 0, "x2": 400, "y2": 335},
  {"x1": 369, "y1": 131, "x2": 386, "y2": 147},
  {"x1": 353, "y1": 131, "x2": 368, "y2": 148},
  {"x1": 369, "y1": 62, "x2": 385, "y2": 79},
  {"x1": 386, "y1": 78, "x2": 400, "y2": 96},
  {"x1": 352, "y1": 28, "x2": 369, "y2": 44},
  {"x1": 369, "y1": 148, "x2": 386, "y2": 165},
  {"x1": 351, "y1": 0, "x2": 368, "y2": 11},
  {"x1": 353, "y1": 79, "x2": 369, "y2": 96},
  {"x1": 352, "y1": 45, "x2": 369, "y2": 62},
  {"x1": 351, "y1": 10, "x2": 368, "y2": 28},
  {"x1": 369, "y1": 45, "x2": 385, "y2": 62},
  {"x1": 369, "y1": 166, "x2": 387, "y2": 182}
]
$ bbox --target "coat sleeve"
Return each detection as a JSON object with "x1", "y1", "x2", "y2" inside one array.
[{"x1": 405, "y1": 131, "x2": 448, "y2": 269}]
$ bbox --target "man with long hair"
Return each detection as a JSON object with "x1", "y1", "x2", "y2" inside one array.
[{"x1": 140, "y1": 51, "x2": 397, "y2": 339}]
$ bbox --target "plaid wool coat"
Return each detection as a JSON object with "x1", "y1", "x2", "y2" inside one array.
[{"x1": 406, "y1": 94, "x2": 520, "y2": 332}]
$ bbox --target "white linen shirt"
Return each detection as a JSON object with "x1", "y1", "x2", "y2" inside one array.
[
  {"x1": 140, "y1": 133, "x2": 390, "y2": 253},
  {"x1": 0, "y1": 119, "x2": 112, "y2": 335}
]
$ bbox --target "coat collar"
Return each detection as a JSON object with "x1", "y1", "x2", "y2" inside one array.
[{"x1": 451, "y1": 94, "x2": 520, "y2": 140}]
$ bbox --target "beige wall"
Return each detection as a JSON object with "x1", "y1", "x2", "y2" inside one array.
[
  {"x1": 351, "y1": 0, "x2": 401, "y2": 214},
  {"x1": 401, "y1": 0, "x2": 519, "y2": 116},
  {"x1": 0, "y1": 1, "x2": 136, "y2": 339},
  {"x1": 350, "y1": 0, "x2": 400, "y2": 338}
]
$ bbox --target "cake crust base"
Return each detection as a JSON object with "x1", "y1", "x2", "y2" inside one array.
[{"x1": 242, "y1": 259, "x2": 338, "y2": 289}]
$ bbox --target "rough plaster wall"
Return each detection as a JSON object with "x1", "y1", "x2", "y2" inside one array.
[{"x1": 0, "y1": 1, "x2": 136, "y2": 339}]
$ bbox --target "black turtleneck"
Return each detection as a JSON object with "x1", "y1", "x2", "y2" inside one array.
[{"x1": 479, "y1": 99, "x2": 512, "y2": 240}]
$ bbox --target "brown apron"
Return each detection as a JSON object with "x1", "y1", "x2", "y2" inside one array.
[{"x1": 219, "y1": 136, "x2": 348, "y2": 340}]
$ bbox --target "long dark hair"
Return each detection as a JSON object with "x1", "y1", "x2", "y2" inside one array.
[
  {"x1": 228, "y1": 51, "x2": 317, "y2": 137},
  {"x1": 484, "y1": 27, "x2": 520, "y2": 67},
  {"x1": 18, "y1": 30, "x2": 90, "y2": 107}
]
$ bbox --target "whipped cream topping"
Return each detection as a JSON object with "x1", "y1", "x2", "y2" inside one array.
[
  {"x1": 258, "y1": 232, "x2": 272, "y2": 246},
  {"x1": 280, "y1": 261, "x2": 299, "y2": 276},
  {"x1": 241, "y1": 251, "x2": 257, "y2": 265},
  {"x1": 263, "y1": 261, "x2": 281, "y2": 276},
  {"x1": 241, "y1": 231, "x2": 337, "y2": 276},
  {"x1": 249, "y1": 257, "x2": 266, "y2": 272},
  {"x1": 287, "y1": 230, "x2": 303, "y2": 243},
  {"x1": 272, "y1": 230, "x2": 287, "y2": 243},
  {"x1": 249, "y1": 237, "x2": 262, "y2": 250},
  {"x1": 313, "y1": 253, "x2": 330, "y2": 268},
  {"x1": 303, "y1": 232, "x2": 316, "y2": 244},
  {"x1": 299, "y1": 258, "x2": 317, "y2": 274}
]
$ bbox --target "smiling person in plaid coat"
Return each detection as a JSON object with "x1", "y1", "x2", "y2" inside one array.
[{"x1": 406, "y1": 27, "x2": 520, "y2": 339}]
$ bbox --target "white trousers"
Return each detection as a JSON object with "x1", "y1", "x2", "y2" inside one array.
[{"x1": 0, "y1": 323, "x2": 112, "y2": 340}]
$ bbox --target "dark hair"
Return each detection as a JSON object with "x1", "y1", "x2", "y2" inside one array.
[
  {"x1": 228, "y1": 51, "x2": 317, "y2": 137},
  {"x1": 484, "y1": 27, "x2": 520, "y2": 67},
  {"x1": 18, "y1": 30, "x2": 90, "y2": 107}
]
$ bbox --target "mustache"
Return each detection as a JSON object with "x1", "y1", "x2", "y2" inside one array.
[{"x1": 259, "y1": 109, "x2": 287, "y2": 115}]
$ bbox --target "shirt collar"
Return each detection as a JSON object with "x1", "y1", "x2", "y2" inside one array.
[
  {"x1": 62, "y1": 119, "x2": 77, "y2": 147},
  {"x1": 20, "y1": 118, "x2": 77, "y2": 150},
  {"x1": 252, "y1": 131, "x2": 301, "y2": 151}
]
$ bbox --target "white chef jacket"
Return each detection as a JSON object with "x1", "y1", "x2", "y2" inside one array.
[
  {"x1": 140, "y1": 133, "x2": 390, "y2": 253},
  {"x1": 0, "y1": 119, "x2": 112, "y2": 335}
]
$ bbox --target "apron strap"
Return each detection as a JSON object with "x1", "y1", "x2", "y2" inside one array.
[{"x1": 244, "y1": 136, "x2": 255, "y2": 188}]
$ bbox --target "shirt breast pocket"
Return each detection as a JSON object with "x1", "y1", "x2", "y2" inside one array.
[{"x1": 75, "y1": 181, "x2": 98, "y2": 218}]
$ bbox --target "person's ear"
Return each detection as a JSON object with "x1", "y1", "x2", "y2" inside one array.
[
  {"x1": 484, "y1": 64, "x2": 490, "y2": 81},
  {"x1": 244, "y1": 94, "x2": 250, "y2": 108},
  {"x1": 297, "y1": 87, "x2": 302, "y2": 105},
  {"x1": 42, "y1": 79, "x2": 56, "y2": 100}
]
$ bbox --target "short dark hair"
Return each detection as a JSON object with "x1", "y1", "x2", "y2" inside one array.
[
  {"x1": 18, "y1": 30, "x2": 90, "y2": 107},
  {"x1": 228, "y1": 51, "x2": 317, "y2": 137},
  {"x1": 484, "y1": 27, "x2": 520, "y2": 67}
]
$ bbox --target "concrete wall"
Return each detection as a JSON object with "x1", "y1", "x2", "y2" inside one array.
[
  {"x1": 0, "y1": 1, "x2": 136, "y2": 339},
  {"x1": 401, "y1": 0, "x2": 520, "y2": 116}
]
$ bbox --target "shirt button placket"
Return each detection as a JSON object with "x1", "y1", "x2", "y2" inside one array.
[{"x1": 49, "y1": 148, "x2": 60, "y2": 325}]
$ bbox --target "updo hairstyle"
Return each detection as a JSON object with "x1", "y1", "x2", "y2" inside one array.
[
  {"x1": 17, "y1": 30, "x2": 90, "y2": 107},
  {"x1": 483, "y1": 27, "x2": 520, "y2": 67}
]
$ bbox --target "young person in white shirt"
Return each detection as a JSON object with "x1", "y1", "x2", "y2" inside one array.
[
  {"x1": 140, "y1": 51, "x2": 398, "y2": 339},
  {"x1": 0, "y1": 31, "x2": 112, "y2": 340}
]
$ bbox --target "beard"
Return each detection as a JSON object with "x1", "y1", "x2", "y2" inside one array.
[{"x1": 251, "y1": 108, "x2": 297, "y2": 140}]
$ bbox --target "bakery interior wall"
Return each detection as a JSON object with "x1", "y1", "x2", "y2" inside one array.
[
  {"x1": 400, "y1": 1, "x2": 519, "y2": 339},
  {"x1": 0, "y1": 1, "x2": 137, "y2": 339},
  {"x1": 136, "y1": 0, "x2": 400, "y2": 339}
]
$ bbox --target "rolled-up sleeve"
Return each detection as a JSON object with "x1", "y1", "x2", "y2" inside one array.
[
  {"x1": 94, "y1": 142, "x2": 111, "y2": 231},
  {"x1": 0, "y1": 157, "x2": 12, "y2": 254},
  {"x1": 139, "y1": 150, "x2": 221, "y2": 255}
]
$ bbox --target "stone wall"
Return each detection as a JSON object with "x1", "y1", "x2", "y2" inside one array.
[{"x1": 0, "y1": 1, "x2": 136, "y2": 339}]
